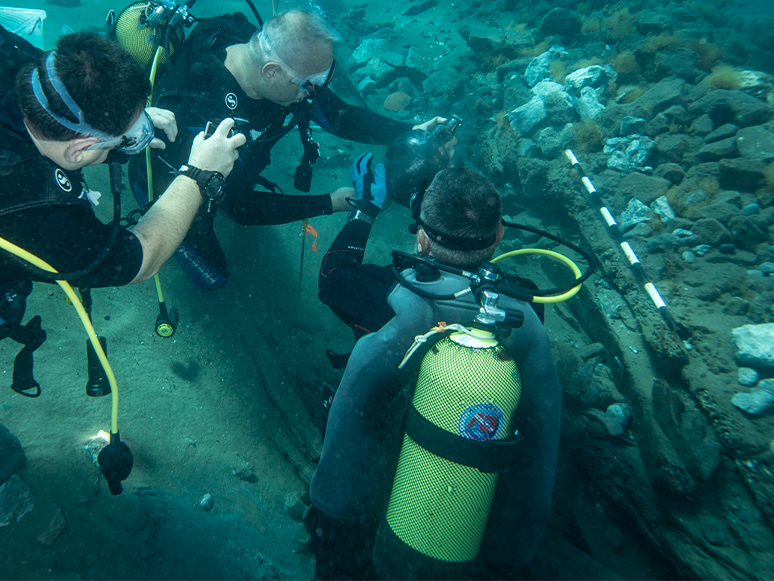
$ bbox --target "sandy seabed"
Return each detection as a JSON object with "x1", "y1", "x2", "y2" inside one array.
[{"x1": 0, "y1": 130, "x2": 399, "y2": 579}]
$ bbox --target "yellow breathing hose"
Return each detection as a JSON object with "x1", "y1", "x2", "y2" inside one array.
[
  {"x1": 492, "y1": 248, "x2": 583, "y2": 304},
  {"x1": 147, "y1": 46, "x2": 167, "y2": 306},
  {"x1": 0, "y1": 236, "x2": 120, "y2": 434},
  {"x1": 0, "y1": 42, "x2": 168, "y2": 452}
]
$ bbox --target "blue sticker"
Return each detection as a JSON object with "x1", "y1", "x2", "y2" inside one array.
[{"x1": 458, "y1": 403, "x2": 506, "y2": 441}]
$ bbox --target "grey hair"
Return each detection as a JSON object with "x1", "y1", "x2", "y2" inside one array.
[{"x1": 247, "y1": 9, "x2": 341, "y2": 65}]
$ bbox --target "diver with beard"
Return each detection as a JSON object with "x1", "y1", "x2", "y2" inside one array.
[
  {"x1": 307, "y1": 146, "x2": 561, "y2": 579},
  {"x1": 130, "y1": 7, "x2": 450, "y2": 289}
]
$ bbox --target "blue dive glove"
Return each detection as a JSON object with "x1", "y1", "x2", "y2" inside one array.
[{"x1": 351, "y1": 153, "x2": 387, "y2": 210}]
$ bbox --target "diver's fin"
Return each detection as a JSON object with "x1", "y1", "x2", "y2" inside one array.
[{"x1": 324, "y1": 349, "x2": 350, "y2": 369}]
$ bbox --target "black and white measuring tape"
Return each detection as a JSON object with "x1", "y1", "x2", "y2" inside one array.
[{"x1": 564, "y1": 149, "x2": 683, "y2": 338}]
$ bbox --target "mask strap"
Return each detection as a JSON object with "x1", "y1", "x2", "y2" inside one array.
[
  {"x1": 31, "y1": 52, "x2": 115, "y2": 141},
  {"x1": 419, "y1": 222, "x2": 498, "y2": 252}
]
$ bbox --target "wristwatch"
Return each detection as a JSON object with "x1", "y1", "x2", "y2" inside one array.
[
  {"x1": 178, "y1": 164, "x2": 226, "y2": 211},
  {"x1": 347, "y1": 208, "x2": 375, "y2": 226}
]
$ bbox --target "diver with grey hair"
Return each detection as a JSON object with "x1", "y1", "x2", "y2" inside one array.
[{"x1": 130, "y1": 8, "x2": 451, "y2": 289}]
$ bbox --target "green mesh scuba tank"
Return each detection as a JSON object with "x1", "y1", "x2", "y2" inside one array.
[
  {"x1": 383, "y1": 325, "x2": 522, "y2": 564},
  {"x1": 108, "y1": 1, "x2": 186, "y2": 73}
]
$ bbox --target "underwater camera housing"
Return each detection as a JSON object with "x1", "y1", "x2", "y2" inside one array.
[{"x1": 383, "y1": 116, "x2": 460, "y2": 210}]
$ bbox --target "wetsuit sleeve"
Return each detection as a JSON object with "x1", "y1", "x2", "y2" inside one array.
[
  {"x1": 219, "y1": 177, "x2": 333, "y2": 225},
  {"x1": 0, "y1": 205, "x2": 144, "y2": 288},
  {"x1": 317, "y1": 217, "x2": 396, "y2": 339},
  {"x1": 312, "y1": 89, "x2": 414, "y2": 144},
  {"x1": 482, "y1": 304, "x2": 561, "y2": 568}
]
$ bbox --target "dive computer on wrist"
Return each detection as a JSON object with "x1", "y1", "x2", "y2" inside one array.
[
  {"x1": 178, "y1": 164, "x2": 225, "y2": 212},
  {"x1": 347, "y1": 208, "x2": 375, "y2": 226}
]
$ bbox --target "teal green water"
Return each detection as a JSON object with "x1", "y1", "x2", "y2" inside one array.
[
  {"x1": 1, "y1": 1, "x2": 774, "y2": 579},
  {"x1": 3, "y1": 0, "x2": 252, "y2": 48}
]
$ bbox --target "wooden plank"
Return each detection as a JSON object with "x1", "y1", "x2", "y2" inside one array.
[{"x1": 239, "y1": 332, "x2": 322, "y2": 468}]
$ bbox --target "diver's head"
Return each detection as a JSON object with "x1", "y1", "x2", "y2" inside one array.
[
  {"x1": 246, "y1": 9, "x2": 340, "y2": 105},
  {"x1": 16, "y1": 32, "x2": 150, "y2": 143},
  {"x1": 16, "y1": 32, "x2": 151, "y2": 169},
  {"x1": 416, "y1": 168, "x2": 504, "y2": 271}
]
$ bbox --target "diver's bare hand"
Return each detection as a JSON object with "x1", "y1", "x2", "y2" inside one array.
[
  {"x1": 413, "y1": 116, "x2": 456, "y2": 160},
  {"x1": 187, "y1": 118, "x2": 245, "y2": 178},
  {"x1": 412, "y1": 116, "x2": 447, "y2": 132},
  {"x1": 146, "y1": 107, "x2": 177, "y2": 149}
]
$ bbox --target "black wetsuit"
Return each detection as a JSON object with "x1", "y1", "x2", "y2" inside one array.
[
  {"x1": 318, "y1": 217, "x2": 397, "y2": 340},
  {"x1": 0, "y1": 25, "x2": 143, "y2": 393},
  {"x1": 0, "y1": 30, "x2": 143, "y2": 290},
  {"x1": 0, "y1": 93, "x2": 144, "y2": 289},
  {"x1": 312, "y1": 215, "x2": 560, "y2": 578},
  {"x1": 130, "y1": 13, "x2": 413, "y2": 288}
]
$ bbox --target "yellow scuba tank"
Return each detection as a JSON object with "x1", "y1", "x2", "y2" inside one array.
[
  {"x1": 108, "y1": 1, "x2": 185, "y2": 73},
  {"x1": 384, "y1": 324, "x2": 522, "y2": 563}
]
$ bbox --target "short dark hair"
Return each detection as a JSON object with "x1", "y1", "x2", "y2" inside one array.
[
  {"x1": 15, "y1": 32, "x2": 151, "y2": 141},
  {"x1": 420, "y1": 168, "x2": 502, "y2": 269}
]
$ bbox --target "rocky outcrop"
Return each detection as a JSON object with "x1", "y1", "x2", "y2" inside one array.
[{"x1": 335, "y1": 0, "x2": 774, "y2": 577}]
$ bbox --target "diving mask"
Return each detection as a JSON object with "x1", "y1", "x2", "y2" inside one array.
[
  {"x1": 289, "y1": 60, "x2": 336, "y2": 97},
  {"x1": 257, "y1": 29, "x2": 336, "y2": 98},
  {"x1": 85, "y1": 111, "x2": 155, "y2": 155}
]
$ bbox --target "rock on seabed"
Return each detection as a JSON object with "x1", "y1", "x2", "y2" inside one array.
[
  {"x1": 732, "y1": 379, "x2": 774, "y2": 416},
  {"x1": 731, "y1": 324, "x2": 774, "y2": 367}
]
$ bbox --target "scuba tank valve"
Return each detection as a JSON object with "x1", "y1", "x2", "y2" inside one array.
[{"x1": 142, "y1": 0, "x2": 196, "y2": 29}]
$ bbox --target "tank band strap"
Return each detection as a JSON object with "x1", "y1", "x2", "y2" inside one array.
[{"x1": 404, "y1": 405, "x2": 523, "y2": 473}]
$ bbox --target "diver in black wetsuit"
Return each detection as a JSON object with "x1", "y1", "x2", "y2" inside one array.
[
  {"x1": 0, "y1": 26, "x2": 242, "y2": 393},
  {"x1": 131, "y1": 8, "x2": 449, "y2": 289},
  {"x1": 308, "y1": 163, "x2": 561, "y2": 580}
]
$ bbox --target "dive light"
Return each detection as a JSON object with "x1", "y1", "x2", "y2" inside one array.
[
  {"x1": 155, "y1": 300, "x2": 179, "y2": 338},
  {"x1": 86, "y1": 336, "x2": 111, "y2": 397},
  {"x1": 97, "y1": 431, "x2": 134, "y2": 495}
]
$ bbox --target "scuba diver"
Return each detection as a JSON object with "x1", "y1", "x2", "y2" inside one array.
[
  {"x1": 126, "y1": 6, "x2": 453, "y2": 289},
  {"x1": 0, "y1": 25, "x2": 243, "y2": 394},
  {"x1": 308, "y1": 158, "x2": 563, "y2": 579}
]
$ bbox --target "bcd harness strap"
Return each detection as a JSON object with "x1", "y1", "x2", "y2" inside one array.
[
  {"x1": 403, "y1": 405, "x2": 523, "y2": 474},
  {"x1": 0, "y1": 280, "x2": 46, "y2": 397}
]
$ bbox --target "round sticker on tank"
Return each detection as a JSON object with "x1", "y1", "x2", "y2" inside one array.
[
  {"x1": 55, "y1": 168, "x2": 72, "y2": 192},
  {"x1": 457, "y1": 402, "x2": 507, "y2": 441},
  {"x1": 224, "y1": 93, "x2": 238, "y2": 110}
]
